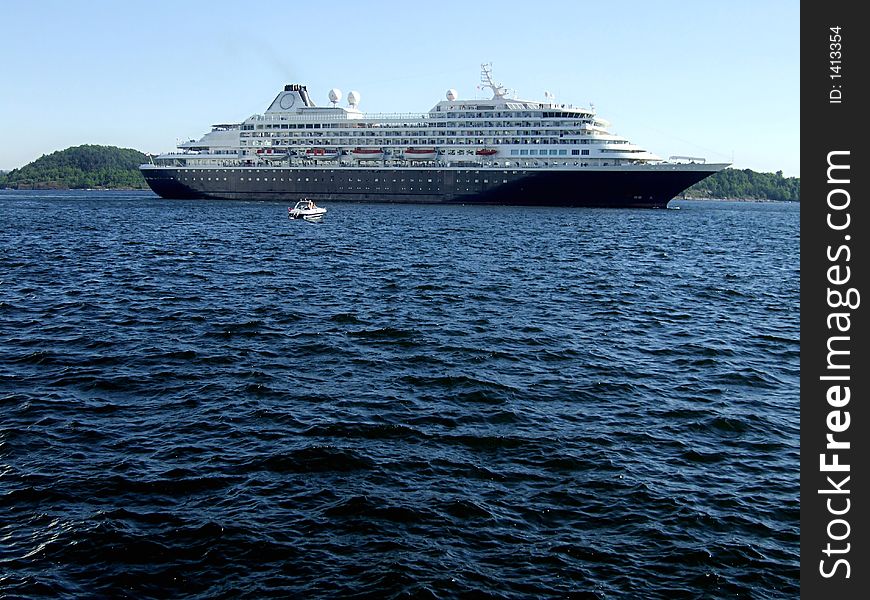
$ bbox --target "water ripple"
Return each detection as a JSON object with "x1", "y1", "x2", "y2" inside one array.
[{"x1": 0, "y1": 192, "x2": 799, "y2": 598}]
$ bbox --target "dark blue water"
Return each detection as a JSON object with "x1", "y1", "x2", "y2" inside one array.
[{"x1": 1, "y1": 190, "x2": 799, "y2": 598}]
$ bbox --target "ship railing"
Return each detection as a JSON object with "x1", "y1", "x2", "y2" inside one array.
[
  {"x1": 357, "y1": 112, "x2": 431, "y2": 122},
  {"x1": 249, "y1": 112, "x2": 432, "y2": 123}
]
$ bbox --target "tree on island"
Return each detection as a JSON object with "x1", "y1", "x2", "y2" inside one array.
[{"x1": 684, "y1": 168, "x2": 799, "y2": 202}]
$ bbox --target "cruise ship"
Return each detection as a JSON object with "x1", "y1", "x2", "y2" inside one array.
[{"x1": 140, "y1": 64, "x2": 728, "y2": 208}]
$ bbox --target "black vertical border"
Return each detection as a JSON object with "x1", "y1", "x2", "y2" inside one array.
[{"x1": 801, "y1": 3, "x2": 868, "y2": 598}]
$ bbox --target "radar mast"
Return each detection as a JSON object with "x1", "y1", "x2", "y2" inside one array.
[{"x1": 479, "y1": 63, "x2": 510, "y2": 100}]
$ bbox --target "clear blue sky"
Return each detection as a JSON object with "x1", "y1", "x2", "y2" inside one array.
[{"x1": 0, "y1": 0, "x2": 799, "y2": 176}]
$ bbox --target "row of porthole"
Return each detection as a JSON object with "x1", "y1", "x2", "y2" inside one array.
[
  {"x1": 178, "y1": 169, "x2": 520, "y2": 175},
  {"x1": 181, "y1": 176, "x2": 495, "y2": 183},
  {"x1": 176, "y1": 172, "x2": 530, "y2": 183},
  {"x1": 180, "y1": 177, "x2": 512, "y2": 186}
]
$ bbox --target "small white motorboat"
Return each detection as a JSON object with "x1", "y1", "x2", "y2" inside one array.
[{"x1": 288, "y1": 199, "x2": 327, "y2": 222}]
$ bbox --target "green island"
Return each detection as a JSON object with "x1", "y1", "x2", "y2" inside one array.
[
  {"x1": 0, "y1": 145, "x2": 149, "y2": 190},
  {"x1": 0, "y1": 145, "x2": 799, "y2": 201},
  {"x1": 683, "y1": 168, "x2": 799, "y2": 202}
]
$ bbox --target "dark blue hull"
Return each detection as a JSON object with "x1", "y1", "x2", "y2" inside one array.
[{"x1": 140, "y1": 165, "x2": 722, "y2": 208}]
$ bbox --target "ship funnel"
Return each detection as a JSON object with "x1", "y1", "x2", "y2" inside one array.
[{"x1": 283, "y1": 84, "x2": 315, "y2": 107}]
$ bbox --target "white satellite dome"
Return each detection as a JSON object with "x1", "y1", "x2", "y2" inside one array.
[
  {"x1": 328, "y1": 88, "x2": 342, "y2": 104},
  {"x1": 446, "y1": 88, "x2": 458, "y2": 101},
  {"x1": 347, "y1": 90, "x2": 360, "y2": 107}
]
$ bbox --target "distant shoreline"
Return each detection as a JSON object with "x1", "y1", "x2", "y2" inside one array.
[
  {"x1": 1, "y1": 184, "x2": 147, "y2": 191},
  {"x1": 678, "y1": 196, "x2": 795, "y2": 203},
  {"x1": 1, "y1": 145, "x2": 800, "y2": 202}
]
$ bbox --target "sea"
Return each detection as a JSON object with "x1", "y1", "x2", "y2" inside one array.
[{"x1": 0, "y1": 190, "x2": 799, "y2": 599}]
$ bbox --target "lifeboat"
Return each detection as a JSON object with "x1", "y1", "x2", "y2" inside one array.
[
  {"x1": 404, "y1": 148, "x2": 437, "y2": 160},
  {"x1": 306, "y1": 148, "x2": 339, "y2": 160},
  {"x1": 256, "y1": 148, "x2": 287, "y2": 160},
  {"x1": 351, "y1": 148, "x2": 384, "y2": 159},
  {"x1": 476, "y1": 148, "x2": 498, "y2": 156}
]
